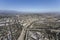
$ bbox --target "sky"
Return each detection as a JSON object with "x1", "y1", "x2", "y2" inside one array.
[{"x1": 0, "y1": 0, "x2": 60, "y2": 12}]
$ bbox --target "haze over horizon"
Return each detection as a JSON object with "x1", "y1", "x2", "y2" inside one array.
[{"x1": 0, "y1": 0, "x2": 60, "y2": 12}]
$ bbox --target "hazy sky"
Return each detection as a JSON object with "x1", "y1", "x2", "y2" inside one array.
[{"x1": 0, "y1": 0, "x2": 60, "y2": 12}]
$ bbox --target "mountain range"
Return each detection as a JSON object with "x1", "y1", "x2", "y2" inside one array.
[{"x1": 0, "y1": 10, "x2": 60, "y2": 16}]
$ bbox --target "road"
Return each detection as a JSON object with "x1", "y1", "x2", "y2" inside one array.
[{"x1": 17, "y1": 20, "x2": 39, "y2": 40}]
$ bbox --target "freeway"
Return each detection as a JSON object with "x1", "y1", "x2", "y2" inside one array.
[
  {"x1": 17, "y1": 19, "x2": 39, "y2": 40},
  {"x1": 18, "y1": 19, "x2": 60, "y2": 40}
]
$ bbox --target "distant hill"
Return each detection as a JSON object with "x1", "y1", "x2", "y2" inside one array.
[
  {"x1": 0, "y1": 10, "x2": 20, "y2": 16},
  {"x1": 0, "y1": 10, "x2": 60, "y2": 17}
]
